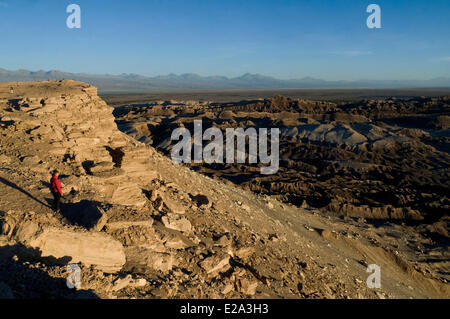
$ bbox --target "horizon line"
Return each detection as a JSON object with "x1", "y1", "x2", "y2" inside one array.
[{"x1": 1, "y1": 67, "x2": 449, "y2": 83}]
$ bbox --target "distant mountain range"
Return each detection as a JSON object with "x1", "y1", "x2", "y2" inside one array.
[{"x1": 1, "y1": 68, "x2": 450, "y2": 92}]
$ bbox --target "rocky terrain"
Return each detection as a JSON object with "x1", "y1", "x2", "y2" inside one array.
[
  {"x1": 0, "y1": 81, "x2": 448, "y2": 299},
  {"x1": 115, "y1": 96, "x2": 450, "y2": 223}
]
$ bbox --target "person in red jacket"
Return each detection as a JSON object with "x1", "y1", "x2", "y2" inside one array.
[{"x1": 50, "y1": 170, "x2": 62, "y2": 213}]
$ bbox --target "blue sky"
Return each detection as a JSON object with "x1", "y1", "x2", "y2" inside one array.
[{"x1": 0, "y1": 0, "x2": 449, "y2": 80}]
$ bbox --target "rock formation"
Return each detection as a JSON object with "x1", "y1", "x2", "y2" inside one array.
[{"x1": 114, "y1": 95, "x2": 450, "y2": 224}]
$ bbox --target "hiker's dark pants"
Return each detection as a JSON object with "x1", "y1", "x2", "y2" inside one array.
[{"x1": 52, "y1": 192, "x2": 61, "y2": 212}]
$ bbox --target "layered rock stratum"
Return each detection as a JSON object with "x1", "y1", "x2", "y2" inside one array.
[{"x1": 0, "y1": 81, "x2": 448, "y2": 299}]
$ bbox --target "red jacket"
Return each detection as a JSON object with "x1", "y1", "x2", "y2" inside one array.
[{"x1": 50, "y1": 175, "x2": 62, "y2": 195}]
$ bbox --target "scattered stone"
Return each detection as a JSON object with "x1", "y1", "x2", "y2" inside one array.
[
  {"x1": 124, "y1": 246, "x2": 175, "y2": 273},
  {"x1": 106, "y1": 220, "x2": 154, "y2": 231},
  {"x1": 154, "y1": 225, "x2": 195, "y2": 250},
  {"x1": 112, "y1": 275, "x2": 133, "y2": 292},
  {"x1": 112, "y1": 275, "x2": 148, "y2": 292},
  {"x1": 163, "y1": 196, "x2": 186, "y2": 215},
  {"x1": 222, "y1": 284, "x2": 234, "y2": 295},
  {"x1": 144, "y1": 252, "x2": 175, "y2": 273},
  {"x1": 199, "y1": 254, "x2": 231, "y2": 277},
  {"x1": 234, "y1": 247, "x2": 255, "y2": 260},
  {"x1": 235, "y1": 278, "x2": 258, "y2": 296},
  {"x1": 161, "y1": 214, "x2": 192, "y2": 233},
  {"x1": 215, "y1": 234, "x2": 232, "y2": 247}
]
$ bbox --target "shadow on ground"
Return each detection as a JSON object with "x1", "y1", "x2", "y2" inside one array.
[
  {"x1": 60, "y1": 200, "x2": 105, "y2": 230},
  {"x1": 0, "y1": 244, "x2": 99, "y2": 299},
  {"x1": 0, "y1": 177, "x2": 51, "y2": 209}
]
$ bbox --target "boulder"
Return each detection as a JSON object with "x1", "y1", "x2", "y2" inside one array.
[
  {"x1": 163, "y1": 197, "x2": 186, "y2": 215},
  {"x1": 100, "y1": 176, "x2": 148, "y2": 207},
  {"x1": 125, "y1": 247, "x2": 175, "y2": 273},
  {"x1": 89, "y1": 162, "x2": 115, "y2": 174},
  {"x1": 161, "y1": 214, "x2": 192, "y2": 233},
  {"x1": 214, "y1": 234, "x2": 232, "y2": 248},
  {"x1": 222, "y1": 284, "x2": 234, "y2": 295},
  {"x1": 234, "y1": 247, "x2": 255, "y2": 260},
  {"x1": 154, "y1": 225, "x2": 195, "y2": 250},
  {"x1": 235, "y1": 278, "x2": 258, "y2": 296},
  {"x1": 152, "y1": 192, "x2": 186, "y2": 214},
  {"x1": 199, "y1": 254, "x2": 231, "y2": 277},
  {"x1": 1, "y1": 216, "x2": 125, "y2": 273},
  {"x1": 29, "y1": 228, "x2": 125, "y2": 273},
  {"x1": 112, "y1": 275, "x2": 147, "y2": 292}
]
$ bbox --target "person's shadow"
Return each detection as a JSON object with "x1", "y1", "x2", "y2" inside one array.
[{"x1": 0, "y1": 177, "x2": 52, "y2": 209}]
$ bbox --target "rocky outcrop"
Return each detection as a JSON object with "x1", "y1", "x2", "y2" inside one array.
[
  {"x1": 0, "y1": 81, "x2": 154, "y2": 207},
  {"x1": 1, "y1": 211, "x2": 126, "y2": 273}
]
